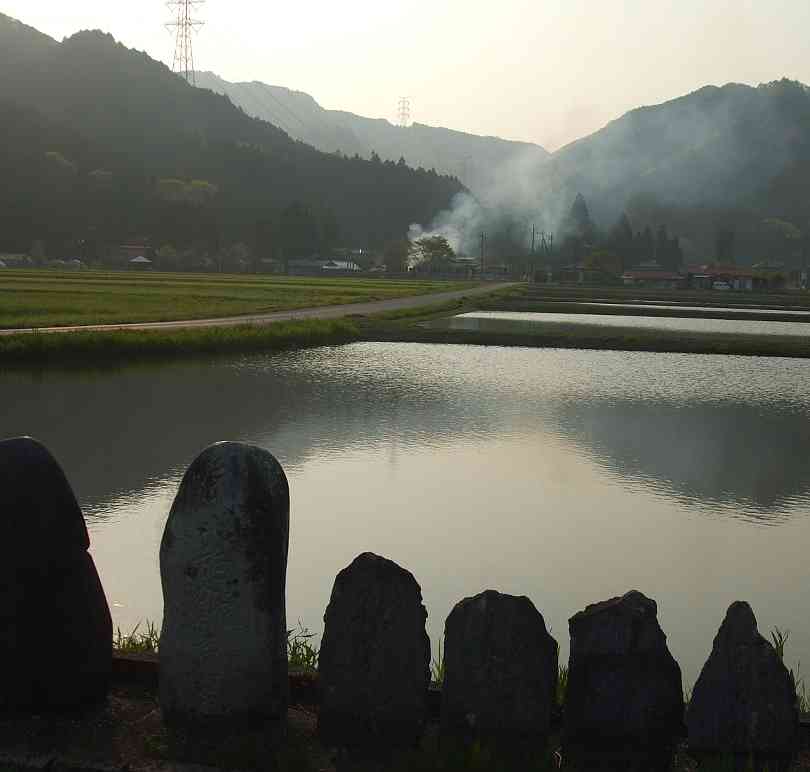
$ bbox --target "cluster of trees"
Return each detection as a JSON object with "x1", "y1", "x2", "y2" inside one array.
[
  {"x1": 377, "y1": 235, "x2": 457, "y2": 274},
  {"x1": 551, "y1": 191, "x2": 810, "y2": 276},
  {"x1": 145, "y1": 198, "x2": 341, "y2": 273},
  {"x1": 556, "y1": 193, "x2": 684, "y2": 274},
  {"x1": 625, "y1": 192, "x2": 810, "y2": 269}
]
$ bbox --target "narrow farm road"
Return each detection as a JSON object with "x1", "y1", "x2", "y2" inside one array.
[{"x1": 0, "y1": 282, "x2": 517, "y2": 335}]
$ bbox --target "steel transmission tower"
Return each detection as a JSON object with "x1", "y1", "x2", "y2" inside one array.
[
  {"x1": 166, "y1": 0, "x2": 205, "y2": 85},
  {"x1": 397, "y1": 97, "x2": 411, "y2": 127}
]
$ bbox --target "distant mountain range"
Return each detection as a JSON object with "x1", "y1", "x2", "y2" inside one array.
[
  {"x1": 2, "y1": 8, "x2": 809, "y2": 266},
  {"x1": 200, "y1": 69, "x2": 810, "y2": 247},
  {"x1": 194, "y1": 71, "x2": 549, "y2": 198},
  {"x1": 544, "y1": 80, "x2": 810, "y2": 218}
]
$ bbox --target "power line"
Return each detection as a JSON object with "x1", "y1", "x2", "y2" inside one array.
[
  {"x1": 166, "y1": 0, "x2": 205, "y2": 85},
  {"x1": 251, "y1": 86, "x2": 308, "y2": 135}
]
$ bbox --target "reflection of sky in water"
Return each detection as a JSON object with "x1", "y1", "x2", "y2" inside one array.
[
  {"x1": 2, "y1": 343, "x2": 810, "y2": 688},
  {"x1": 443, "y1": 310, "x2": 810, "y2": 337}
]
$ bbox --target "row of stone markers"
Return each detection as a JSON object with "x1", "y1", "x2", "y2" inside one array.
[{"x1": 1, "y1": 437, "x2": 800, "y2": 771}]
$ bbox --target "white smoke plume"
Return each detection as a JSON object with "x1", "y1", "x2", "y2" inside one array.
[
  {"x1": 408, "y1": 192, "x2": 482, "y2": 254},
  {"x1": 407, "y1": 147, "x2": 569, "y2": 257}
]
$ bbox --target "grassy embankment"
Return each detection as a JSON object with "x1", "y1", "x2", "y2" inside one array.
[
  {"x1": 489, "y1": 283, "x2": 810, "y2": 310},
  {"x1": 0, "y1": 270, "x2": 478, "y2": 365},
  {"x1": 0, "y1": 318, "x2": 363, "y2": 366},
  {"x1": 370, "y1": 316, "x2": 810, "y2": 358}
]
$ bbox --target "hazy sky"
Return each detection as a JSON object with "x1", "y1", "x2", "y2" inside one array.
[{"x1": 5, "y1": 1, "x2": 810, "y2": 149}]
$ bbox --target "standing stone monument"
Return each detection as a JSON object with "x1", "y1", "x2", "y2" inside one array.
[
  {"x1": 441, "y1": 590, "x2": 558, "y2": 745},
  {"x1": 687, "y1": 602, "x2": 798, "y2": 771},
  {"x1": 159, "y1": 442, "x2": 289, "y2": 729},
  {"x1": 0, "y1": 436, "x2": 112, "y2": 712},
  {"x1": 564, "y1": 590, "x2": 684, "y2": 770},
  {"x1": 318, "y1": 552, "x2": 430, "y2": 750}
]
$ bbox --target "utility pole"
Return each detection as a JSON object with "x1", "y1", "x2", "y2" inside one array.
[
  {"x1": 531, "y1": 225, "x2": 536, "y2": 256},
  {"x1": 166, "y1": 0, "x2": 205, "y2": 85},
  {"x1": 480, "y1": 232, "x2": 486, "y2": 277},
  {"x1": 539, "y1": 231, "x2": 553, "y2": 257}
]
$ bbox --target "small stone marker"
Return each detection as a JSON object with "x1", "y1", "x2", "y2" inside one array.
[
  {"x1": 159, "y1": 442, "x2": 290, "y2": 728},
  {"x1": 564, "y1": 590, "x2": 684, "y2": 770},
  {"x1": 318, "y1": 552, "x2": 430, "y2": 750},
  {"x1": 687, "y1": 601, "x2": 798, "y2": 769},
  {"x1": 0, "y1": 436, "x2": 112, "y2": 711},
  {"x1": 441, "y1": 590, "x2": 558, "y2": 745}
]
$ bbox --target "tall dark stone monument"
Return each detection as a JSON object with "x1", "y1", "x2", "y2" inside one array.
[
  {"x1": 0, "y1": 436, "x2": 112, "y2": 712},
  {"x1": 318, "y1": 552, "x2": 430, "y2": 750}
]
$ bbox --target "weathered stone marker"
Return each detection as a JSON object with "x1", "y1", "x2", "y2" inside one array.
[
  {"x1": 0, "y1": 436, "x2": 112, "y2": 712},
  {"x1": 687, "y1": 602, "x2": 798, "y2": 771},
  {"x1": 564, "y1": 590, "x2": 684, "y2": 771},
  {"x1": 318, "y1": 552, "x2": 430, "y2": 750},
  {"x1": 159, "y1": 442, "x2": 289, "y2": 728},
  {"x1": 441, "y1": 590, "x2": 558, "y2": 745}
]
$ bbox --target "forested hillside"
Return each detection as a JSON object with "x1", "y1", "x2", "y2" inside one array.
[
  {"x1": 0, "y1": 14, "x2": 464, "y2": 261},
  {"x1": 542, "y1": 80, "x2": 810, "y2": 263}
]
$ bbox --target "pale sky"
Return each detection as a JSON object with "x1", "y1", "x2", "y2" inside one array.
[{"x1": 5, "y1": 0, "x2": 810, "y2": 150}]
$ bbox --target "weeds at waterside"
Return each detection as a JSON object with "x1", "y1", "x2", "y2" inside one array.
[
  {"x1": 0, "y1": 319, "x2": 360, "y2": 365},
  {"x1": 103, "y1": 618, "x2": 810, "y2": 715},
  {"x1": 113, "y1": 620, "x2": 160, "y2": 654},
  {"x1": 771, "y1": 626, "x2": 809, "y2": 712},
  {"x1": 431, "y1": 637, "x2": 446, "y2": 686},
  {"x1": 556, "y1": 664, "x2": 568, "y2": 708},
  {"x1": 112, "y1": 618, "x2": 322, "y2": 672},
  {"x1": 287, "y1": 621, "x2": 319, "y2": 672}
]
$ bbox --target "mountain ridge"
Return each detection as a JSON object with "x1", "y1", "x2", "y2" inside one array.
[
  {"x1": 0, "y1": 14, "x2": 464, "y2": 258},
  {"x1": 193, "y1": 70, "x2": 549, "y2": 196}
]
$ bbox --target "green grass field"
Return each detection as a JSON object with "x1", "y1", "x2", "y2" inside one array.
[{"x1": 0, "y1": 269, "x2": 475, "y2": 329}]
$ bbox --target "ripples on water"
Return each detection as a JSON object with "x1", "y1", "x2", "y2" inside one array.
[{"x1": 2, "y1": 343, "x2": 810, "y2": 685}]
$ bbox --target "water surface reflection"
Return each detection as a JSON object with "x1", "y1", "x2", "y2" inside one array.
[{"x1": 2, "y1": 344, "x2": 809, "y2": 685}]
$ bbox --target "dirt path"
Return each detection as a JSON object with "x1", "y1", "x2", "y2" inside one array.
[{"x1": 0, "y1": 283, "x2": 516, "y2": 336}]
